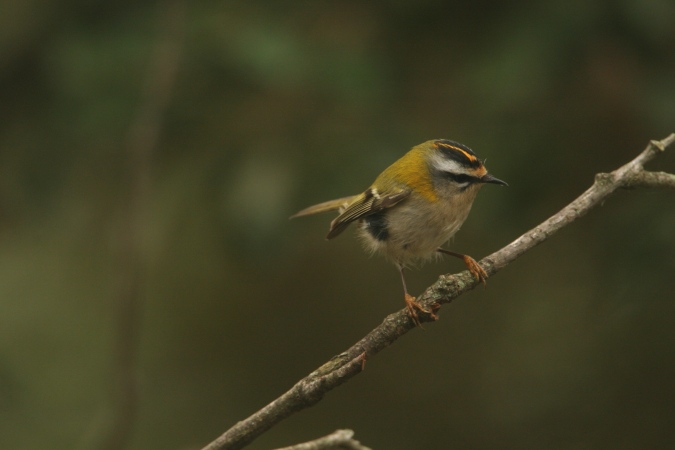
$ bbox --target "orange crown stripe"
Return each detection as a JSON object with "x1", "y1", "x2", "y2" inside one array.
[{"x1": 435, "y1": 142, "x2": 478, "y2": 162}]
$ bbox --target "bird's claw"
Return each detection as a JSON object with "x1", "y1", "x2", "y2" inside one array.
[
  {"x1": 404, "y1": 293, "x2": 438, "y2": 326},
  {"x1": 463, "y1": 255, "x2": 488, "y2": 285}
]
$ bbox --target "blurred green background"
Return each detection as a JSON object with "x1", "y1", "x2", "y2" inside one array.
[{"x1": 1, "y1": 1, "x2": 674, "y2": 449}]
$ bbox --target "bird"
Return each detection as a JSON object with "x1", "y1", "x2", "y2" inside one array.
[{"x1": 291, "y1": 139, "x2": 507, "y2": 325}]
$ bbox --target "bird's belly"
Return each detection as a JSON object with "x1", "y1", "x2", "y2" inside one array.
[{"x1": 358, "y1": 200, "x2": 472, "y2": 265}]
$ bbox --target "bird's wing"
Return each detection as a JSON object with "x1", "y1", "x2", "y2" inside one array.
[
  {"x1": 326, "y1": 187, "x2": 410, "y2": 239},
  {"x1": 289, "y1": 196, "x2": 358, "y2": 219}
]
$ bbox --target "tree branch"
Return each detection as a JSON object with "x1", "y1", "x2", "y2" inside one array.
[
  {"x1": 201, "y1": 133, "x2": 674, "y2": 450},
  {"x1": 621, "y1": 170, "x2": 675, "y2": 190},
  {"x1": 274, "y1": 429, "x2": 371, "y2": 450}
]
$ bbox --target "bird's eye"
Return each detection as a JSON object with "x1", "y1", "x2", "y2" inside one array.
[{"x1": 444, "y1": 172, "x2": 475, "y2": 185}]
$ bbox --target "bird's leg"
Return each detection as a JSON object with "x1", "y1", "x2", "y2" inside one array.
[
  {"x1": 398, "y1": 265, "x2": 435, "y2": 326},
  {"x1": 437, "y1": 248, "x2": 488, "y2": 285}
]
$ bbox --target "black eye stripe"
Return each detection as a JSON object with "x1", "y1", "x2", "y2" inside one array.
[{"x1": 443, "y1": 172, "x2": 479, "y2": 184}]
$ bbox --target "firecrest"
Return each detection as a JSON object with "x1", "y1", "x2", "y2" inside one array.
[{"x1": 291, "y1": 139, "x2": 507, "y2": 325}]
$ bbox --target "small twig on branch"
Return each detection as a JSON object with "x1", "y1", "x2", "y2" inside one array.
[
  {"x1": 274, "y1": 429, "x2": 371, "y2": 450},
  {"x1": 621, "y1": 171, "x2": 675, "y2": 190},
  {"x1": 201, "y1": 133, "x2": 674, "y2": 450}
]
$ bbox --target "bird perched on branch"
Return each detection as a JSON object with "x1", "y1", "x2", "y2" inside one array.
[{"x1": 291, "y1": 139, "x2": 507, "y2": 325}]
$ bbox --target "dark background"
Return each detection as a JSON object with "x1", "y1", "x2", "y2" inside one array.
[{"x1": 1, "y1": 1, "x2": 674, "y2": 449}]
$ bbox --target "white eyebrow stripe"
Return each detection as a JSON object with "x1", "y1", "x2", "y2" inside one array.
[{"x1": 428, "y1": 152, "x2": 471, "y2": 175}]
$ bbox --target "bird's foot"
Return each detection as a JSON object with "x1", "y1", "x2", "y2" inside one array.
[
  {"x1": 404, "y1": 293, "x2": 438, "y2": 326},
  {"x1": 463, "y1": 255, "x2": 488, "y2": 286}
]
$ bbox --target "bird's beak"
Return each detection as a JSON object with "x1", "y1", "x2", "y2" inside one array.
[{"x1": 481, "y1": 173, "x2": 508, "y2": 186}]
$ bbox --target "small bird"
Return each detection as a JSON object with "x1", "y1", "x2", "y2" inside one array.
[{"x1": 291, "y1": 139, "x2": 507, "y2": 325}]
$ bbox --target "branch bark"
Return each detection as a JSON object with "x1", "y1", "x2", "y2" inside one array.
[
  {"x1": 202, "y1": 133, "x2": 675, "y2": 450},
  {"x1": 274, "y1": 429, "x2": 371, "y2": 450},
  {"x1": 621, "y1": 170, "x2": 675, "y2": 190}
]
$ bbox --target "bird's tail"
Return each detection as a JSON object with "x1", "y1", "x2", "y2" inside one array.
[{"x1": 289, "y1": 195, "x2": 357, "y2": 219}]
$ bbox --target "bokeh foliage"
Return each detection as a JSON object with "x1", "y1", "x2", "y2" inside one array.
[{"x1": 0, "y1": 1, "x2": 673, "y2": 449}]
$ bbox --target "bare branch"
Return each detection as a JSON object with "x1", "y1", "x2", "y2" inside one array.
[
  {"x1": 274, "y1": 430, "x2": 371, "y2": 450},
  {"x1": 621, "y1": 171, "x2": 675, "y2": 190},
  {"x1": 475, "y1": 133, "x2": 675, "y2": 282},
  {"x1": 201, "y1": 133, "x2": 674, "y2": 450}
]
